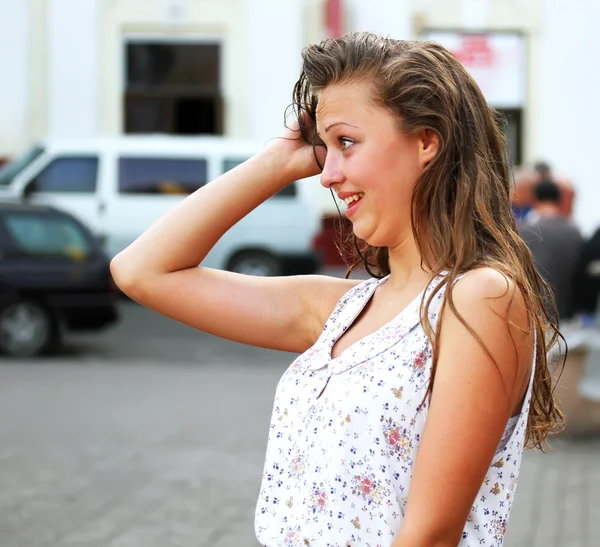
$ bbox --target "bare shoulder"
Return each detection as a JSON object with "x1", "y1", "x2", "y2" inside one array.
[
  {"x1": 443, "y1": 267, "x2": 533, "y2": 400},
  {"x1": 452, "y1": 267, "x2": 527, "y2": 321}
]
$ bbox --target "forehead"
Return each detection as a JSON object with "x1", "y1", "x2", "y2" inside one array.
[{"x1": 316, "y1": 82, "x2": 377, "y2": 122}]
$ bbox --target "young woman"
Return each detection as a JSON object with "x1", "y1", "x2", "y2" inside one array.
[{"x1": 111, "y1": 32, "x2": 564, "y2": 547}]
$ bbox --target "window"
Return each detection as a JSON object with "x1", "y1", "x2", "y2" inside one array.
[
  {"x1": 119, "y1": 157, "x2": 208, "y2": 194},
  {"x1": 0, "y1": 145, "x2": 45, "y2": 187},
  {"x1": 496, "y1": 108, "x2": 522, "y2": 166},
  {"x1": 223, "y1": 158, "x2": 297, "y2": 197},
  {"x1": 3, "y1": 213, "x2": 92, "y2": 260},
  {"x1": 222, "y1": 158, "x2": 247, "y2": 173},
  {"x1": 29, "y1": 157, "x2": 98, "y2": 193},
  {"x1": 124, "y1": 42, "x2": 222, "y2": 135}
]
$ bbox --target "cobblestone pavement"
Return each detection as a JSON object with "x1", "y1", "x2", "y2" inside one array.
[
  {"x1": 0, "y1": 302, "x2": 598, "y2": 547},
  {"x1": 507, "y1": 436, "x2": 600, "y2": 547}
]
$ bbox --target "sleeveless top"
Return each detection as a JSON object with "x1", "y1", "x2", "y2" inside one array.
[{"x1": 255, "y1": 274, "x2": 536, "y2": 547}]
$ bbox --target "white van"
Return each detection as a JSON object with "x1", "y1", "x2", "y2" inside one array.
[{"x1": 0, "y1": 136, "x2": 323, "y2": 276}]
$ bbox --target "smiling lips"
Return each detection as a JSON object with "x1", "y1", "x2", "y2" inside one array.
[
  {"x1": 341, "y1": 195, "x2": 364, "y2": 220},
  {"x1": 343, "y1": 193, "x2": 364, "y2": 205},
  {"x1": 338, "y1": 192, "x2": 364, "y2": 205}
]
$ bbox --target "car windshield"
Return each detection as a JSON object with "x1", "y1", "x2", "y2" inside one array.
[
  {"x1": 2, "y1": 212, "x2": 92, "y2": 260},
  {"x1": 0, "y1": 145, "x2": 45, "y2": 187}
]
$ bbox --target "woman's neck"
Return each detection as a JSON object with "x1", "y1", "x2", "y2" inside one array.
[{"x1": 386, "y1": 236, "x2": 432, "y2": 290}]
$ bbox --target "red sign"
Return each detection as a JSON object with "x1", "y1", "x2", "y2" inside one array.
[
  {"x1": 325, "y1": 0, "x2": 343, "y2": 39},
  {"x1": 451, "y1": 35, "x2": 495, "y2": 68}
]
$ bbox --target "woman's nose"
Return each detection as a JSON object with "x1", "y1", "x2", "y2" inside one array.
[{"x1": 320, "y1": 153, "x2": 345, "y2": 189}]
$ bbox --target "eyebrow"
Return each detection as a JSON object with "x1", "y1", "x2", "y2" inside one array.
[
  {"x1": 316, "y1": 122, "x2": 359, "y2": 138},
  {"x1": 325, "y1": 122, "x2": 358, "y2": 133}
]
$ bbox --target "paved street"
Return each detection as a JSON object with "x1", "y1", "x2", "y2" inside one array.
[{"x1": 0, "y1": 296, "x2": 598, "y2": 547}]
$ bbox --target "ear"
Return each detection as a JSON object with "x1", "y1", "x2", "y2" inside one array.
[{"x1": 418, "y1": 128, "x2": 440, "y2": 166}]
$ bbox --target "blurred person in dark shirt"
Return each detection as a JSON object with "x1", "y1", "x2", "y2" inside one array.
[
  {"x1": 519, "y1": 179, "x2": 584, "y2": 322},
  {"x1": 571, "y1": 227, "x2": 600, "y2": 318},
  {"x1": 533, "y1": 161, "x2": 575, "y2": 218}
]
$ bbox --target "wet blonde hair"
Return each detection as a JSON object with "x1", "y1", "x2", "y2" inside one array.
[{"x1": 292, "y1": 32, "x2": 564, "y2": 449}]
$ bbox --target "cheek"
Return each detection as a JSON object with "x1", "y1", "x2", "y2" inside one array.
[{"x1": 378, "y1": 154, "x2": 419, "y2": 204}]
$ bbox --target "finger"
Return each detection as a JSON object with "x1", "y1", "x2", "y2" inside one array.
[
  {"x1": 284, "y1": 105, "x2": 303, "y2": 132},
  {"x1": 314, "y1": 145, "x2": 327, "y2": 167}
]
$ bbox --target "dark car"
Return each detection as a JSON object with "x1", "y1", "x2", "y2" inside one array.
[{"x1": 0, "y1": 202, "x2": 119, "y2": 357}]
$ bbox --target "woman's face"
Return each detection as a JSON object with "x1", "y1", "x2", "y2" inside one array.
[{"x1": 316, "y1": 82, "x2": 438, "y2": 248}]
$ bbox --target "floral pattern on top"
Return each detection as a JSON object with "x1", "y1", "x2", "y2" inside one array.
[{"x1": 255, "y1": 274, "x2": 535, "y2": 547}]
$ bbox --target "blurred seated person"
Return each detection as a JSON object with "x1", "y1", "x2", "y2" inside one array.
[
  {"x1": 571, "y1": 226, "x2": 600, "y2": 319},
  {"x1": 519, "y1": 179, "x2": 584, "y2": 322},
  {"x1": 512, "y1": 161, "x2": 575, "y2": 221}
]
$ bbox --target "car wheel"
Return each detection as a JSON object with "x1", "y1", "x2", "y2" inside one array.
[
  {"x1": 227, "y1": 251, "x2": 282, "y2": 277},
  {"x1": 0, "y1": 300, "x2": 54, "y2": 357}
]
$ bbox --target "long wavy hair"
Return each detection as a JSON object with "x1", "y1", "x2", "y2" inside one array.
[{"x1": 292, "y1": 32, "x2": 565, "y2": 449}]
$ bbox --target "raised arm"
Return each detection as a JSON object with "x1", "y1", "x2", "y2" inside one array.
[{"x1": 109, "y1": 124, "x2": 358, "y2": 353}]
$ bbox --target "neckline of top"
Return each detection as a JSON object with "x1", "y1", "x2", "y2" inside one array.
[{"x1": 325, "y1": 273, "x2": 431, "y2": 364}]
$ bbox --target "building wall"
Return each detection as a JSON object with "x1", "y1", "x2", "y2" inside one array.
[
  {"x1": 3, "y1": 0, "x2": 305, "y2": 156},
  {"x1": 536, "y1": 0, "x2": 600, "y2": 235},
  {"x1": 345, "y1": 0, "x2": 411, "y2": 39},
  {"x1": 97, "y1": 0, "x2": 303, "y2": 142},
  {"x1": 0, "y1": 1, "x2": 30, "y2": 158},
  {"x1": 48, "y1": 0, "x2": 99, "y2": 138},
  {"x1": 247, "y1": 0, "x2": 304, "y2": 142},
  {"x1": 98, "y1": 0, "x2": 249, "y2": 138},
  {"x1": 28, "y1": 0, "x2": 48, "y2": 148}
]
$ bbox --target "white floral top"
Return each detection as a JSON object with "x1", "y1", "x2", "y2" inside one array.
[{"x1": 255, "y1": 274, "x2": 535, "y2": 547}]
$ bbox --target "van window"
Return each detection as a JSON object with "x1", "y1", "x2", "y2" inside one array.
[
  {"x1": 222, "y1": 158, "x2": 247, "y2": 173},
  {"x1": 119, "y1": 157, "x2": 208, "y2": 194},
  {"x1": 223, "y1": 158, "x2": 297, "y2": 197},
  {"x1": 0, "y1": 145, "x2": 45, "y2": 187},
  {"x1": 29, "y1": 157, "x2": 98, "y2": 193},
  {"x1": 2, "y1": 212, "x2": 92, "y2": 260}
]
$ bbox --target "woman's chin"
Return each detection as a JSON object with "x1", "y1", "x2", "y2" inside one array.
[{"x1": 351, "y1": 223, "x2": 376, "y2": 246}]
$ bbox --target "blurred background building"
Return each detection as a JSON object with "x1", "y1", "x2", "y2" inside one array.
[{"x1": 0, "y1": 0, "x2": 598, "y2": 234}]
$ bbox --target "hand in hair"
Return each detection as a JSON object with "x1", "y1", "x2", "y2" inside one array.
[{"x1": 270, "y1": 110, "x2": 327, "y2": 181}]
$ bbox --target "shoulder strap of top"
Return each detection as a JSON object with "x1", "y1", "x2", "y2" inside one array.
[
  {"x1": 319, "y1": 275, "x2": 387, "y2": 340},
  {"x1": 420, "y1": 272, "x2": 465, "y2": 322}
]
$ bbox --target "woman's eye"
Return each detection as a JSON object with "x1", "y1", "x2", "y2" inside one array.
[{"x1": 339, "y1": 137, "x2": 355, "y2": 150}]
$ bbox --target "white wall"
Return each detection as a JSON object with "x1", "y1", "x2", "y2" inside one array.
[
  {"x1": 248, "y1": 0, "x2": 304, "y2": 142},
  {"x1": 537, "y1": 0, "x2": 600, "y2": 234},
  {"x1": 0, "y1": 1, "x2": 30, "y2": 157},
  {"x1": 47, "y1": 0, "x2": 98, "y2": 138},
  {"x1": 346, "y1": 0, "x2": 411, "y2": 38}
]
